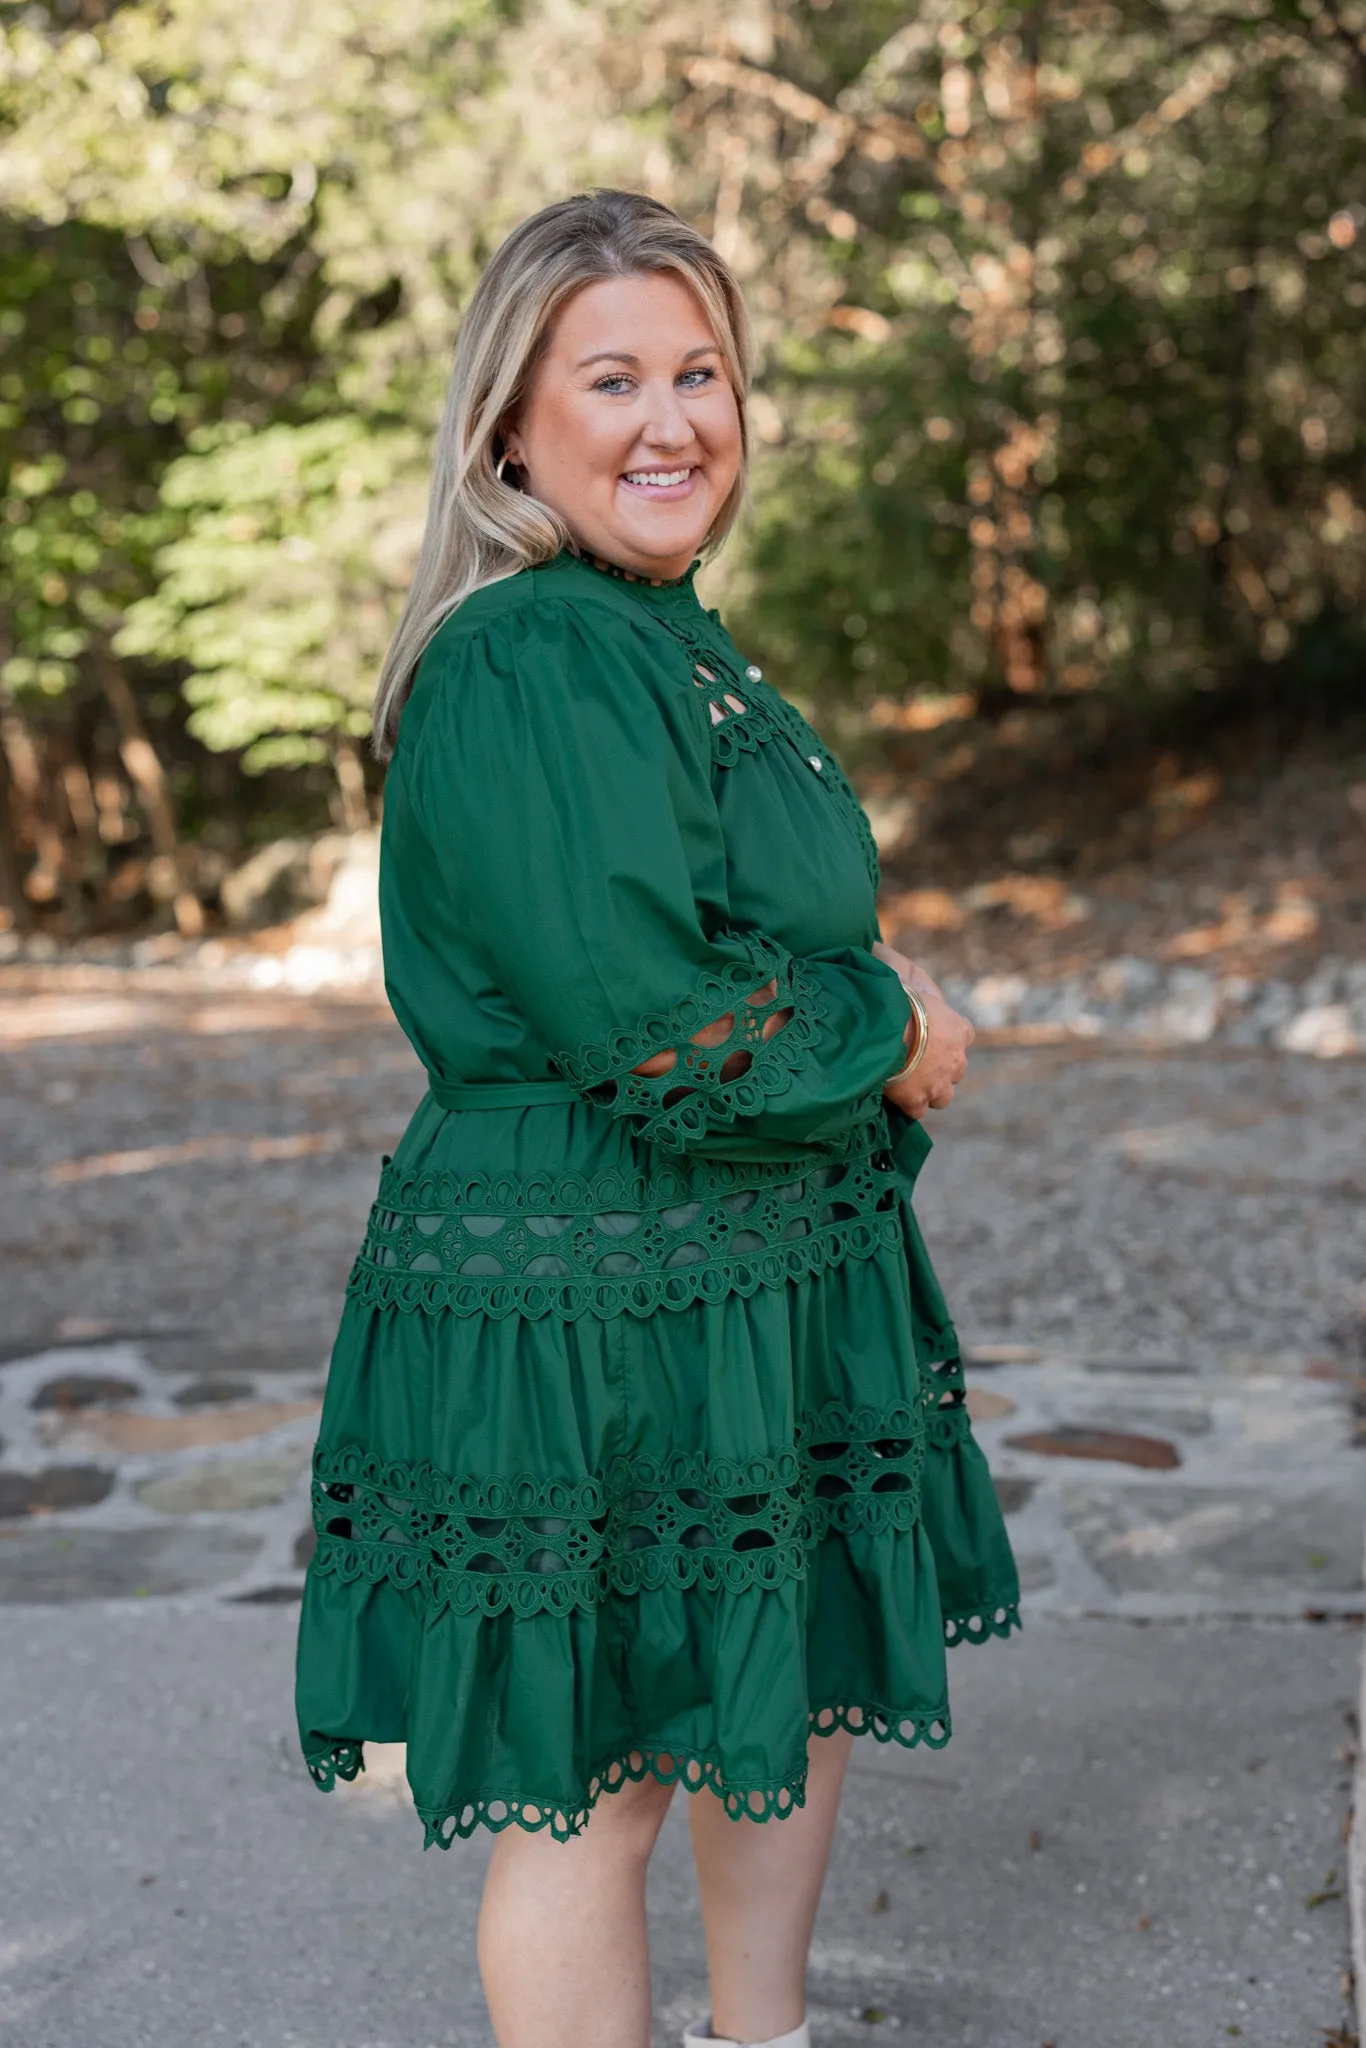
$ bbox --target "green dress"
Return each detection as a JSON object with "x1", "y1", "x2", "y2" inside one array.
[{"x1": 294, "y1": 548, "x2": 1019, "y2": 1848}]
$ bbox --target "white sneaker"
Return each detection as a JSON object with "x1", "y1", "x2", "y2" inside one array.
[{"x1": 682, "y1": 2023, "x2": 810, "y2": 2048}]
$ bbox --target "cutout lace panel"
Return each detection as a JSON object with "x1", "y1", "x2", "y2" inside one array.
[
  {"x1": 920, "y1": 1353, "x2": 973, "y2": 1453},
  {"x1": 657, "y1": 612, "x2": 882, "y2": 893},
  {"x1": 552, "y1": 937, "x2": 844, "y2": 1151},
  {"x1": 307, "y1": 1399, "x2": 926, "y2": 1621},
  {"x1": 349, "y1": 1140, "x2": 900, "y2": 1322},
  {"x1": 912, "y1": 1314, "x2": 961, "y2": 1369}
]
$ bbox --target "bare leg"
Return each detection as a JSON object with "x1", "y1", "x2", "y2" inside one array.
[
  {"x1": 688, "y1": 1730, "x2": 853, "y2": 2042},
  {"x1": 477, "y1": 1773, "x2": 676, "y2": 2048}
]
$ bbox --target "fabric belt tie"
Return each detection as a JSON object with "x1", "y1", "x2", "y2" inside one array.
[{"x1": 429, "y1": 1077, "x2": 582, "y2": 1111}]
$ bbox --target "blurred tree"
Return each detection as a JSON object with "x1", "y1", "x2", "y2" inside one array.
[
  {"x1": 693, "y1": 1, "x2": 1366, "y2": 734},
  {"x1": 0, "y1": 0, "x2": 653, "y2": 926},
  {"x1": 0, "y1": 0, "x2": 1362, "y2": 932}
]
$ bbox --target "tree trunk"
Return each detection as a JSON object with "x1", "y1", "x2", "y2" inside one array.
[
  {"x1": 0, "y1": 710, "x2": 65, "y2": 910},
  {"x1": 0, "y1": 732, "x2": 30, "y2": 931},
  {"x1": 101, "y1": 659, "x2": 204, "y2": 937},
  {"x1": 333, "y1": 733, "x2": 370, "y2": 834}
]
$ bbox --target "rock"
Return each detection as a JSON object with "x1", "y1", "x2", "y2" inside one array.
[
  {"x1": 269, "y1": 829, "x2": 382, "y2": 992},
  {"x1": 0, "y1": 1466, "x2": 115, "y2": 1516},
  {"x1": 293, "y1": 1525, "x2": 318, "y2": 1568},
  {"x1": 227, "y1": 1583, "x2": 303, "y2": 1604},
  {"x1": 143, "y1": 1339, "x2": 325, "y2": 1377},
  {"x1": 1278, "y1": 1004, "x2": 1359, "y2": 1058},
  {"x1": 135, "y1": 1450, "x2": 309, "y2": 1514},
  {"x1": 1080, "y1": 1402, "x2": 1212, "y2": 1439},
  {"x1": 1136, "y1": 967, "x2": 1218, "y2": 1046},
  {"x1": 965, "y1": 1388, "x2": 1016, "y2": 1421},
  {"x1": 0, "y1": 1524, "x2": 260, "y2": 1601},
  {"x1": 1003, "y1": 1425, "x2": 1181, "y2": 1470},
  {"x1": 37, "y1": 1399, "x2": 318, "y2": 1456},
  {"x1": 30, "y1": 1373, "x2": 142, "y2": 1411},
  {"x1": 965, "y1": 1343, "x2": 1044, "y2": 1367},
  {"x1": 1064, "y1": 1481, "x2": 1366, "y2": 1597},
  {"x1": 938, "y1": 954, "x2": 1362, "y2": 1056},
  {"x1": 1091, "y1": 956, "x2": 1163, "y2": 1004},
  {"x1": 964, "y1": 973, "x2": 1028, "y2": 1029},
  {"x1": 218, "y1": 839, "x2": 310, "y2": 928},
  {"x1": 171, "y1": 1378, "x2": 257, "y2": 1408},
  {"x1": 1082, "y1": 1357, "x2": 1197, "y2": 1375},
  {"x1": 863, "y1": 794, "x2": 918, "y2": 855},
  {"x1": 993, "y1": 1477, "x2": 1036, "y2": 1514},
  {"x1": 1015, "y1": 1551, "x2": 1056, "y2": 1592}
]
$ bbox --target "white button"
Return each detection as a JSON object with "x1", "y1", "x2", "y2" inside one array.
[
  {"x1": 745, "y1": 664, "x2": 762, "y2": 681},
  {"x1": 809, "y1": 755, "x2": 823, "y2": 772}
]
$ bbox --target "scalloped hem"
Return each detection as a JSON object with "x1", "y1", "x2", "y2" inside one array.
[
  {"x1": 303, "y1": 1698, "x2": 952, "y2": 1849},
  {"x1": 944, "y1": 1600, "x2": 1021, "y2": 1646}
]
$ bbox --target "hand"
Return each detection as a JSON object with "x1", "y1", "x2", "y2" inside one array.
[{"x1": 873, "y1": 939, "x2": 974, "y2": 1117}]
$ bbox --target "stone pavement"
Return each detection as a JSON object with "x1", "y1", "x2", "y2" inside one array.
[{"x1": 0, "y1": 981, "x2": 1362, "y2": 2045}]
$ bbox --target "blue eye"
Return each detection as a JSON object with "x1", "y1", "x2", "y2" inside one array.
[{"x1": 590, "y1": 366, "x2": 718, "y2": 395}]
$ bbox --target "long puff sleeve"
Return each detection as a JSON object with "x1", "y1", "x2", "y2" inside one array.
[{"x1": 405, "y1": 597, "x2": 911, "y2": 1155}]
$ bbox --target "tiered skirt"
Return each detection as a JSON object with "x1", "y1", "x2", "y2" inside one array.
[{"x1": 295, "y1": 1105, "x2": 1019, "y2": 1847}]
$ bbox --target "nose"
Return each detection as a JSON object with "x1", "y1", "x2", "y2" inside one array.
[{"x1": 638, "y1": 376, "x2": 693, "y2": 451}]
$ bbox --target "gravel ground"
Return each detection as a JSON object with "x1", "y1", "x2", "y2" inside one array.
[{"x1": 3, "y1": 982, "x2": 1361, "y2": 1372}]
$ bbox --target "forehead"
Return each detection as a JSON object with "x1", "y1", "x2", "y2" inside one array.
[{"x1": 547, "y1": 272, "x2": 719, "y2": 360}]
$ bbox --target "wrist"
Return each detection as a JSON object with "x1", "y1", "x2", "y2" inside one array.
[{"x1": 888, "y1": 988, "x2": 929, "y2": 1083}]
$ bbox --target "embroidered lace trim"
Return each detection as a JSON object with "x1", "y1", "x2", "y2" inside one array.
[
  {"x1": 920, "y1": 1353, "x2": 974, "y2": 1452},
  {"x1": 653, "y1": 610, "x2": 882, "y2": 895},
  {"x1": 349, "y1": 1134, "x2": 901, "y2": 1322},
  {"x1": 304, "y1": 1695, "x2": 952, "y2": 1846},
  {"x1": 308, "y1": 1399, "x2": 926, "y2": 1619},
  {"x1": 551, "y1": 936, "x2": 834, "y2": 1151},
  {"x1": 944, "y1": 1602, "x2": 1021, "y2": 1646}
]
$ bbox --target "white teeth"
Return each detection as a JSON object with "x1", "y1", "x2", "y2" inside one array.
[{"x1": 624, "y1": 468, "x2": 691, "y2": 487}]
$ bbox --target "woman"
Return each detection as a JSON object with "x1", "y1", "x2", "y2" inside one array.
[{"x1": 295, "y1": 189, "x2": 1019, "y2": 2048}]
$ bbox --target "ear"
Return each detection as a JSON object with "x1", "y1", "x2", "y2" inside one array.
[{"x1": 499, "y1": 421, "x2": 527, "y2": 469}]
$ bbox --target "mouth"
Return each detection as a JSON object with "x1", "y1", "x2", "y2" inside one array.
[{"x1": 618, "y1": 465, "x2": 699, "y2": 501}]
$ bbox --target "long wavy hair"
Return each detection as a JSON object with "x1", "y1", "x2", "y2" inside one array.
[{"x1": 371, "y1": 190, "x2": 754, "y2": 758}]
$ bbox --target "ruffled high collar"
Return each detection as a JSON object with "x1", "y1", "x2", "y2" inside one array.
[{"x1": 550, "y1": 546, "x2": 702, "y2": 608}]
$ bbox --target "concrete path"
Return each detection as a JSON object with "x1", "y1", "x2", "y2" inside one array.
[
  {"x1": 1, "y1": 1605, "x2": 1356, "y2": 2048},
  {"x1": 0, "y1": 981, "x2": 1361, "y2": 2045}
]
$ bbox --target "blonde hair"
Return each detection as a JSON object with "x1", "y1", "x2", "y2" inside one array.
[{"x1": 372, "y1": 189, "x2": 754, "y2": 758}]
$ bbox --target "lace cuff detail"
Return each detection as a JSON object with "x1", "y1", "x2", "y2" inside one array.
[{"x1": 553, "y1": 935, "x2": 827, "y2": 1149}]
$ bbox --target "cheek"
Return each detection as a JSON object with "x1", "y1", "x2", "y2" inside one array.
[
  {"x1": 702, "y1": 395, "x2": 744, "y2": 476},
  {"x1": 534, "y1": 395, "x2": 628, "y2": 484}
]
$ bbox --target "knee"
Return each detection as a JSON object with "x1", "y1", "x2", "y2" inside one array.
[{"x1": 584, "y1": 1769, "x2": 675, "y2": 1864}]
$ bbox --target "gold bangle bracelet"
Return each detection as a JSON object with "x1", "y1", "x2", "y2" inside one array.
[{"x1": 888, "y1": 988, "x2": 929, "y2": 1082}]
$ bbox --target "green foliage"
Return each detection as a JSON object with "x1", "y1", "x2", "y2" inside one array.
[
  {"x1": 0, "y1": 0, "x2": 1363, "y2": 928},
  {"x1": 117, "y1": 417, "x2": 423, "y2": 768},
  {"x1": 730, "y1": 1, "x2": 1366, "y2": 721}
]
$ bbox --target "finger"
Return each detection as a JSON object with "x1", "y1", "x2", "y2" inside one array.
[{"x1": 926, "y1": 1083, "x2": 954, "y2": 1110}]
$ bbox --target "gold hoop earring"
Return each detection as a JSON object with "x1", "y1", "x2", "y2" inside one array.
[{"x1": 495, "y1": 452, "x2": 511, "y2": 483}]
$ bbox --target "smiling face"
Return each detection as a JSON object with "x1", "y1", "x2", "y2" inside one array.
[{"x1": 501, "y1": 270, "x2": 744, "y2": 581}]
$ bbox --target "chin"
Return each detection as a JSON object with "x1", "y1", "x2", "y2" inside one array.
[{"x1": 616, "y1": 514, "x2": 712, "y2": 564}]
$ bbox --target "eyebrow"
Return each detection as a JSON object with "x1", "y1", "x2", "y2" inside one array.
[{"x1": 575, "y1": 344, "x2": 720, "y2": 369}]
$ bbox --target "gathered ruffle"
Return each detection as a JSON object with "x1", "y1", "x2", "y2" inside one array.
[{"x1": 307, "y1": 1695, "x2": 955, "y2": 1850}]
